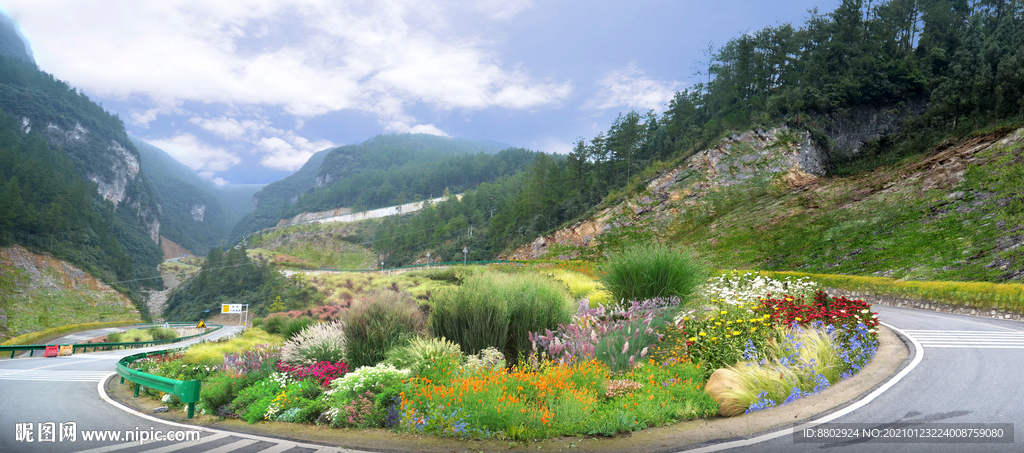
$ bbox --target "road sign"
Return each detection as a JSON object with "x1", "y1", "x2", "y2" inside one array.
[
  {"x1": 222, "y1": 304, "x2": 242, "y2": 314},
  {"x1": 196, "y1": 319, "x2": 206, "y2": 328}
]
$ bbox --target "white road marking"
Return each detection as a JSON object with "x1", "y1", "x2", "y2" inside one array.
[
  {"x1": 902, "y1": 330, "x2": 1024, "y2": 348},
  {"x1": 0, "y1": 370, "x2": 114, "y2": 381},
  {"x1": 72, "y1": 432, "x2": 230, "y2": 453},
  {"x1": 203, "y1": 439, "x2": 258, "y2": 452}
]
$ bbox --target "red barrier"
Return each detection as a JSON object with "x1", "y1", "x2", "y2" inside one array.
[{"x1": 44, "y1": 345, "x2": 59, "y2": 357}]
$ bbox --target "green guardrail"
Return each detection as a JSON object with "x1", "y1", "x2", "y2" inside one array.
[
  {"x1": 295, "y1": 259, "x2": 521, "y2": 273},
  {"x1": 0, "y1": 324, "x2": 223, "y2": 359},
  {"x1": 116, "y1": 347, "x2": 201, "y2": 418}
]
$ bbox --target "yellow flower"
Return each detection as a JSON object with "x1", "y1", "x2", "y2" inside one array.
[
  {"x1": 688, "y1": 337, "x2": 697, "y2": 342},
  {"x1": 732, "y1": 331, "x2": 740, "y2": 335},
  {"x1": 721, "y1": 310, "x2": 728, "y2": 315},
  {"x1": 715, "y1": 322, "x2": 722, "y2": 326},
  {"x1": 750, "y1": 327, "x2": 757, "y2": 332},
  {"x1": 795, "y1": 317, "x2": 802, "y2": 321},
  {"x1": 699, "y1": 332, "x2": 707, "y2": 337},
  {"x1": 711, "y1": 337, "x2": 717, "y2": 341}
]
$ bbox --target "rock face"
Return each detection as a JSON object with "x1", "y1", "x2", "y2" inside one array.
[
  {"x1": 190, "y1": 204, "x2": 206, "y2": 222},
  {"x1": 704, "y1": 368, "x2": 747, "y2": 417},
  {"x1": 505, "y1": 127, "x2": 826, "y2": 259},
  {"x1": 818, "y1": 102, "x2": 925, "y2": 159}
]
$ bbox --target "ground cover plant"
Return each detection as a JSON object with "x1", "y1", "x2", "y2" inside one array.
[{"x1": 105, "y1": 326, "x2": 178, "y2": 343}]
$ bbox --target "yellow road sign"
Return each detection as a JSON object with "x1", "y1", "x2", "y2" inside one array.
[{"x1": 197, "y1": 319, "x2": 206, "y2": 328}]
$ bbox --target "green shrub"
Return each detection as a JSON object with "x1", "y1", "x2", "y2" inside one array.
[
  {"x1": 599, "y1": 244, "x2": 709, "y2": 306},
  {"x1": 106, "y1": 332, "x2": 122, "y2": 343},
  {"x1": 201, "y1": 373, "x2": 260, "y2": 416},
  {"x1": 282, "y1": 318, "x2": 316, "y2": 340},
  {"x1": 428, "y1": 272, "x2": 572, "y2": 364},
  {"x1": 340, "y1": 290, "x2": 426, "y2": 369},
  {"x1": 146, "y1": 327, "x2": 179, "y2": 341},
  {"x1": 385, "y1": 336, "x2": 464, "y2": 376},
  {"x1": 280, "y1": 321, "x2": 347, "y2": 366},
  {"x1": 429, "y1": 274, "x2": 511, "y2": 357},
  {"x1": 504, "y1": 273, "x2": 574, "y2": 362}
]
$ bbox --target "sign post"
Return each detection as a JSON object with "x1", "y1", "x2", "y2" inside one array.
[{"x1": 221, "y1": 304, "x2": 249, "y2": 329}]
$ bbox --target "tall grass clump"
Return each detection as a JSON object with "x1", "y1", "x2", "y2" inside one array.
[
  {"x1": 280, "y1": 321, "x2": 347, "y2": 366},
  {"x1": 599, "y1": 244, "x2": 709, "y2": 306},
  {"x1": 341, "y1": 291, "x2": 426, "y2": 369},
  {"x1": 722, "y1": 322, "x2": 878, "y2": 413},
  {"x1": 428, "y1": 272, "x2": 572, "y2": 363},
  {"x1": 385, "y1": 336, "x2": 463, "y2": 376}
]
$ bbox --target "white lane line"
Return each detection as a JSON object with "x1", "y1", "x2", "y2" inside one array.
[
  {"x1": 677, "y1": 322, "x2": 924, "y2": 452},
  {"x1": 96, "y1": 373, "x2": 360, "y2": 452},
  {"x1": 0, "y1": 370, "x2": 115, "y2": 382},
  {"x1": 72, "y1": 432, "x2": 230, "y2": 453},
  {"x1": 204, "y1": 439, "x2": 258, "y2": 452}
]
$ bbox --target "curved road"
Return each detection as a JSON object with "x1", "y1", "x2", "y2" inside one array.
[
  {"x1": 2, "y1": 305, "x2": 1022, "y2": 452},
  {"x1": 684, "y1": 304, "x2": 1024, "y2": 452}
]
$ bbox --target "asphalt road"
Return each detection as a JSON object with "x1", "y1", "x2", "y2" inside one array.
[
  {"x1": 0, "y1": 326, "x2": 362, "y2": 453},
  {"x1": 3, "y1": 305, "x2": 1023, "y2": 452},
  {"x1": 683, "y1": 304, "x2": 1024, "y2": 453}
]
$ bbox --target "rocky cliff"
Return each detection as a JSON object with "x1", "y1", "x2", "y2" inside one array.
[{"x1": 505, "y1": 127, "x2": 827, "y2": 259}]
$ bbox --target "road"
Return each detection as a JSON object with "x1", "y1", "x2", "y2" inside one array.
[
  {"x1": 0, "y1": 326, "x2": 362, "y2": 453},
  {"x1": 684, "y1": 304, "x2": 1024, "y2": 452},
  {"x1": 2, "y1": 305, "x2": 1023, "y2": 452}
]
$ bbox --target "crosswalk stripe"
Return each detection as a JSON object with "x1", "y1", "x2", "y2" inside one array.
[
  {"x1": 134, "y1": 432, "x2": 231, "y2": 453},
  {"x1": 256, "y1": 442, "x2": 302, "y2": 453},
  {"x1": 204, "y1": 439, "x2": 258, "y2": 452},
  {"x1": 72, "y1": 432, "x2": 229, "y2": 453},
  {"x1": 904, "y1": 330, "x2": 1024, "y2": 348}
]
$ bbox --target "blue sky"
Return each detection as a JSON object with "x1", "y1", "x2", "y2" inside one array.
[{"x1": 2, "y1": 0, "x2": 840, "y2": 185}]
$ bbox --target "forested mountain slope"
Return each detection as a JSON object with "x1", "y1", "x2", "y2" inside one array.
[
  {"x1": 228, "y1": 133, "x2": 529, "y2": 243},
  {"x1": 131, "y1": 137, "x2": 259, "y2": 254},
  {"x1": 0, "y1": 14, "x2": 166, "y2": 319}
]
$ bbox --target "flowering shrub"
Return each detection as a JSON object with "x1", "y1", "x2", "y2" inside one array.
[
  {"x1": 760, "y1": 291, "x2": 879, "y2": 333},
  {"x1": 725, "y1": 322, "x2": 879, "y2": 414},
  {"x1": 677, "y1": 301, "x2": 776, "y2": 376},
  {"x1": 398, "y1": 349, "x2": 716, "y2": 439},
  {"x1": 697, "y1": 272, "x2": 819, "y2": 306},
  {"x1": 327, "y1": 363, "x2": 410, "y2": 400},
  {"x1": 322, "y1": 391, "x2": 377, "y2": 428},
  {"x1": 464, "y1": 347, "x2": 505, "y2": 372},
  {"x1": 385, "y1": 336, "x2": 464, "y2": 376},
  {"x1": 276, "y1": 361, "x2": 349, "y2": 387},
  {"x1": 280, "y1": 320, "x2": 347, "y2": 366},
  {"x1": 223, "y1": 343, "x2": 280, "y2": 376},
  {"x1": 530, "y1": 297, "x2": 680, "y2": 372}
]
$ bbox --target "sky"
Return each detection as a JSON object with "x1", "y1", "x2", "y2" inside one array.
[{"x1": 1, "y1": 0, "x2": 840, "y2": 185}]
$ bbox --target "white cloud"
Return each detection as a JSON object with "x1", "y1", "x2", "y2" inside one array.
[
  {"x1": 147, "y1": 134, "x2": 241, "y2": 172},
  {"x1": 198, "y1": 171, "x2": 231, "y2": 185},
  {"x1": 533, "y1": 137, "x2": 573, "y2": 155},
  {"x1": 475, "y1": 0, "x2": 534, "y2": 20},
  {"x1": 190, "y1": 116, "x2": 269, "y2": 141},
  {"x1": 4, "y1": 0, "x2": 569, "y2": 128},
  {"x1": 583, "y1": 63, "x2": 680, "y2": 113},
  {"x1": 257, "y1": 131, "x2": 334, "y2": 171}
]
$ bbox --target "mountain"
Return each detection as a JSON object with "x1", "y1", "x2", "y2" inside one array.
[
  {"x1": 228, "y1": 133, "x2": 524, "y2": 244},
  {"x1": 131, "y1": 136, "x2": 260, "y2": 254},
  {"x1": 227, "y1": 147, "x2": 331, "y2": 244},
  {"x1": 0, "y1": 14, "x2": 162, "y2": 317}
]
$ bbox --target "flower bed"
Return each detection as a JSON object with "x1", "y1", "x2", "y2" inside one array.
[{"x1": 133, "y1": 271, "x2": 882, "y2": 439}]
